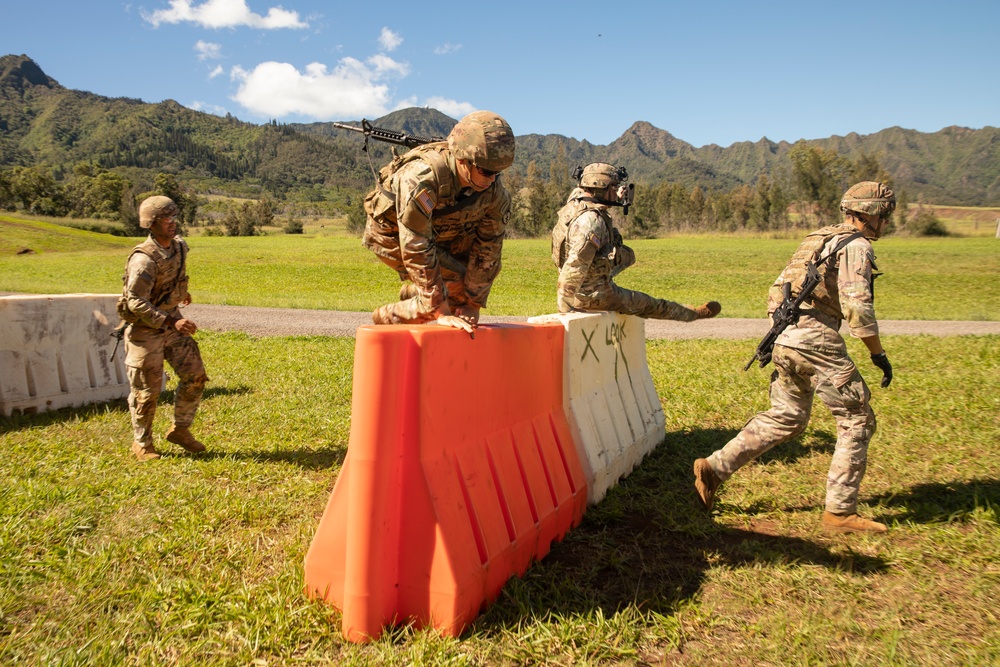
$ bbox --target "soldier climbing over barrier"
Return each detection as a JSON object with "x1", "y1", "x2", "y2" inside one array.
[
  {"x1": 551, "y1": 162, "x2": 721, "y2": 321},
  {"x1": 352, "y1": 111, "x2": 516, "y2": 337}
]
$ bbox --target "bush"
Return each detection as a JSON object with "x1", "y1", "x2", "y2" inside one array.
[{"x1": 907, "y1": 208, "x2": 950, "y2": 236}]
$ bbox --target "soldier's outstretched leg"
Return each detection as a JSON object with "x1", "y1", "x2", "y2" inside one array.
[{"x1": 699, "y1": 346, "x2": 814, "y2": 501}]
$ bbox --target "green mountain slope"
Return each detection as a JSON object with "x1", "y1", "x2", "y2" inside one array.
[{"x1": 2, "y1": 54, "x2": 998, "y2": 204}]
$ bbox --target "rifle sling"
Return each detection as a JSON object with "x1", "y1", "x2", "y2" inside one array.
[{"x1": 789, "y1": 231, "x2": 865, "y2": 299}]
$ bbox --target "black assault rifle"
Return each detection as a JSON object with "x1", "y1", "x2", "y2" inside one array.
[
  {"x1": 332, "y1": 119, "x2": 445, "y2": 150},
  {"x1": 333, "y1": 119, "x2": 446, "y2": 185},
  {"x1": 744, "y1": 231, "x2": 864, "y2": 371}
]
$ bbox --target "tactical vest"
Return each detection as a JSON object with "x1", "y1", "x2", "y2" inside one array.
[
  {"x1": 117, "y1": 238, "x2": 188, "y2": 324},
  {"x1": 551, "y1": 192, "x2": 614, "y2": 269},
  {"x1": 784, "y1": 223, "x2": 861, "y2": 319},
  {"x1": 363, "y1": 142, "x2": 458, "y2": 224}
]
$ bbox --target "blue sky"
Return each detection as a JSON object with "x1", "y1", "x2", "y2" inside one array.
[{"x1": 3, "y1": 0, "x2": 998, "y2": 147}]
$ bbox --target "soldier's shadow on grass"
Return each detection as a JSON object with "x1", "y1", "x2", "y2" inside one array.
[
  {"x1": 191, "y1": 447, "x2": 346, "y2": 471},
  {"x1": 160, "y1": 384, "x2": 253, "y2": 402},
  {"x1": 869, "y1": 478, "x2": 1000, "y2": 524},
  {"x1": 474, "y1": 427, "x2": 889, "y2": 635},
  {"x1": 0, "y1": 398, "x2": 130, "y2": 433}
]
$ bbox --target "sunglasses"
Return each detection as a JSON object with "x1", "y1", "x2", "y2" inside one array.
[{"x1": 475, "y1": 165, "x2": 500, "y2": 178}]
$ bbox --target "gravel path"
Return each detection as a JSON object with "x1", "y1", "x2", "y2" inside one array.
[{"x1": 182, "y1": 303, "x2": 1000, "y2": 339}]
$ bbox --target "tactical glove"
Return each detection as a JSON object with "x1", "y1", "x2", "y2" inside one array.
[{"x1": 871, "y1": 352, "x2": 892, "y2": 388}]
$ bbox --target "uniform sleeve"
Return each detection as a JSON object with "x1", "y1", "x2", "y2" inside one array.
[
  {"x1": 838, "y1": 238, "x2": 879, "y2": 338},
  {"x1": 557, "y1": 210, "x2": 605, "y2": 304},
  {"x1": 394, "y1": 161, "x2": 447, "y2": 315},
  {"x1": 124, "y1": 253, "x2": 170, "y2": 329}
]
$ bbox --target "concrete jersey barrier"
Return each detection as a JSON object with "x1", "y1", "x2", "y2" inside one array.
[{"x1": 0, "y1": 294, "x2": 127, "y2": 416}]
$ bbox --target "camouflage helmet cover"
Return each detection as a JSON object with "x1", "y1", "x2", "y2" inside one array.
[
  {"x1": 138, "y1": 195, "x2": 179, "y2": 228},
  {"x1": 840, "y1": 181, "x2": 896, "y2": 217},
  {"x1": 447, "y1": 110, "x2": 515, "y2": 173},
  {"x1": 579, "y1": 163, "x2": 622, "y2": 190}
]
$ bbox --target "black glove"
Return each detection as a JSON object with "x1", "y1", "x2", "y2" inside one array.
[{"x1": 871, "y1": 352, "x2": 892, "y2": 388}]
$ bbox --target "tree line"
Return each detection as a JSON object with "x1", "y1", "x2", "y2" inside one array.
[
  {"x1": 2, "y1": 143, "x2": 949, "y2": 238},
  {"x1": 499, "y1": 143, "x2": 932, "y2": 237}
]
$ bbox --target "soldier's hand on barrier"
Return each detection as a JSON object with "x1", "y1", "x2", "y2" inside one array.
[
  {"x1": 871, "y1": 352, "x2": 892, "y2": 388},
  {"x1": 453, "y1": 304, "x2": 480, "y2": 327},
  {"x1": 436, "y1": 315, "x2": 476, "y2": 338}
]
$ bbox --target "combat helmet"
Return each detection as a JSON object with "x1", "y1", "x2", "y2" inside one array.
[
  {"x1": 840, "y1": 181, "x2": 896, "y2": 218},
  {"x1": 447, "y1": 111, "x2": 515, "y2": 173},
  {"x1": 138, "y1": 195, "x2": 179, "y2": 229},
  {"x1": 578, "y1": 163, "x2": 627, "y2": 190}
]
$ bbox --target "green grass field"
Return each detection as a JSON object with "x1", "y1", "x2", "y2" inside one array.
[
  {"x1": 2, "y1": 217, "x2": 998, "y2": 320},
  {"x1": 1, "y1": 217, "x2": 998, "y2": 664},
  {"x1": 1, "y1": 333, "x2": 997, "y2": 665}
]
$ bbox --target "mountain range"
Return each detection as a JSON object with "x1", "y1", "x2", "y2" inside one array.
[{"x1": 2, "y1": 54, "x2": 998, "y2": 205}]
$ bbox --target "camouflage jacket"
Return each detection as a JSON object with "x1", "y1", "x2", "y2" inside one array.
[
  {"x1": 123, "y1": 236, "x2": 190, "y2": 331},
  {"x1": 362, "y1": 142, "x2": 511, "y2": 312},
  {"x1": 552, "y1": 188, "x2": 634, "y2": 306},
  {"x1": 770, "y1": 224, "x2": 880, "y2": 354}
]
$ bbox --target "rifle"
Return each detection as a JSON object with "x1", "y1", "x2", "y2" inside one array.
[
  {"x1": 333, "y1": 119, "x2": 446, "y2": 186},
  {"x1": 332, "y1": 119, "x2": 445, "y2": 149},
  {"x1": 744, "y1": 231, "x2": 864, "y2": 371}
]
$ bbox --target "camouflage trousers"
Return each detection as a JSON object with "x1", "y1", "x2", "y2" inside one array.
[
  {"x1": 125, "y1": 324, "x2": 209, "y2": 446},
  {"x1": 372, "y1": 252, "x2": 468, "y2": 324},
  {"x1": 706, "y1": 344, "x2": 876, "y2": 514},
  {"x1": 570, "y1": 282, "x2": 698, "y2": 321}
]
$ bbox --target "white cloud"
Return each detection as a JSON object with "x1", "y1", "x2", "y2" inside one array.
[
  {"x1": 145, "y1": 0, "x2": 307, "y2": 29},
  {"x1": 188, "y1": 100, "x2": 229, "y2": 116},
  {"x1": 208, "y1": 65, "x2": 225, "y2": 79},
  {"x1": 367, "y1": 54, "x2": 409, "y2": 78},
  {"x1": 422, "y1": 97, "x2": 475, "y2": 119},
  {"x1": 195, "y1": 40, "x2": 222, "y2": 60},
  {"x1": 433, "y1": 43, "x2": 462, "y2": 56},
  {"x1": 379, "y1": 27, "x2": 402, "y2": 52},
  {"x1": 231, "y1": 59, "x2": 395, "y2": 119}
]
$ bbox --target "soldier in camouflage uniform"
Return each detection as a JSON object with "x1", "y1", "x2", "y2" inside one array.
[
  {"x1": 552, "y1": 163, "x2": 721, "y2": 320},
  {"x1": 121, "y1": 196, "x2": 209, "y2": 461},
  {"x1": 362, "y1": 110, "x2": 515, "y2": 336},
  {"x1": 694, "y1": 182, "x2": 897, "y2": 533}
]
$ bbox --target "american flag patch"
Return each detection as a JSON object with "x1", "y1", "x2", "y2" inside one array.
[
  {"x1": 414, "y1": 189, "x2": 435, "y2": 216},
  {"x1": 588, "y1": 233, "x2": 601, "y2": 248}
]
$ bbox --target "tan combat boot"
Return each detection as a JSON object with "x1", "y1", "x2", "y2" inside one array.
[
  {"x1": 821, "y1": 511, "x2": 887, "y2": 534},
  {"x1": 165, "y1": 425, "x2": 206, "y2": 453},
  {"x1": 132, "y1": 441, "x2": 161, "y2": 461},
  {"x1": 693, "y1": 458, "x2": 722, "y2": 510},
  {"x1": 692, "y1": 301, "x2": 722, "y2": 319},
  {"x1": 372, "y1": 305, "x2": 396, "y2": 325},
  {"x1": 399, "y1": 283, "x2": 420, "y2": 300}
]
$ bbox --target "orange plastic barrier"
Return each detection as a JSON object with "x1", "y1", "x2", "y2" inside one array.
[{"x1": 304, "y1": 322, "x2": 587, "y2": 642}]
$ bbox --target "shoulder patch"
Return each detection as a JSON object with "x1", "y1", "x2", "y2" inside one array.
[
  {"x1": 413, "y1": 188, "x2": 436, "y2": 217},
  {"x1": 588, "y1": 233, "x2": 601, "y2": 249}
]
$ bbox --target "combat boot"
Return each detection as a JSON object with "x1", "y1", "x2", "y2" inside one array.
[
  {"x1": 821, "y1": 511, "x2": 887, "y2": 534},
  {"x1": 693, "y1": 301, "x2": 722, "y2": 319},
  {"x1": 693, "y1": 458, "x2": 721, "y2": 510},
  {"x1": 132, "y1": 441, "x2": 161, "y2": 461},
  {"x1": 399, "y1": 283, "x2": 420, "y2": 300},
  {"x1": 372, "y1": 305, "x2": 398, "y2": 325},
  {"x1": 165, "y1": 425, "x2": 206, "y2": 453}
]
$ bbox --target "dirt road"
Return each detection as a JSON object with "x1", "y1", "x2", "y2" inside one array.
[{"x1": 182, "y1": 303, "x2": 1000, "y2": 339}]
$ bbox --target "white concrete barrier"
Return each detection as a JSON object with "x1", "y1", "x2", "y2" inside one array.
[
  {"x1": 528, "y1": 312, "x2": 665, "y2": 504},
  {"x1": 0, "y1": 294, "x2": 127, "y2": 416}
]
